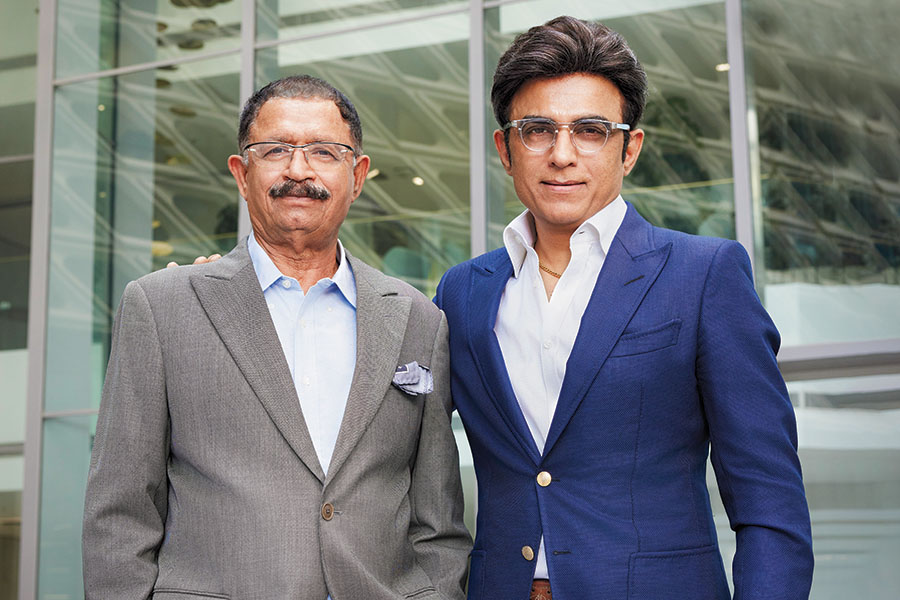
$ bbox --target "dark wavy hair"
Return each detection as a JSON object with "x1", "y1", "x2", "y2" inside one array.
[
  {"x1": 491, "y1": 16, "x2": 648, "y2": 156},
  {"x1": 237, "y1": 75, "x2": 363, "y2": 154}
]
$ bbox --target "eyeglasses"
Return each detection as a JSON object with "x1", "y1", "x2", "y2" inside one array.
[
  {"x1": 242, "y1": 141, "x2": 356, "y2": 169},
  {"x1": 503, "y1": 118, "x2": 630, "y2": 153}
]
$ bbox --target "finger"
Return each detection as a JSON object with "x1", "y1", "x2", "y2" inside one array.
[
  {"x1": 193, "y1": 256, "x2": 209, "y2": 264},
  {"x1": 208, "y1": 254, "x2": 222, "y2": 262},
  {"x1": 166, "y1": 261, "x2": 178, "y2": 269}
]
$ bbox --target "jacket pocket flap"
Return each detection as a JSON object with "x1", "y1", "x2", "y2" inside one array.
[
  {"x1": 628, "y1": 544, "x2": 729, "y2": 599},
  {"x1": 611, "y1": 318, "x2": 682, "y2": 357},
  {"x1": 152, "y1": 589, "x2": 229, "y2": 600}
]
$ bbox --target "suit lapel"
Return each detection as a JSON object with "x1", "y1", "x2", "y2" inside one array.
[
  {"x1": 468, "y1": 254, "x2": 542, "y2": 464},
  {"x1": 324, "y1": 254, "x2": 411, "y2": 484},
  {"x1": 191, "y1": 240, "x2": 326, "y2": 482},
  {"x1": 543, "y1": 206, "x2": 671, "y2": 454}
]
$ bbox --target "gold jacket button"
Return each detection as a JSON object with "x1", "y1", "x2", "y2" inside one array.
[
  {"x1": 321, "y1": 502, "x2": 334, "y2": 521},
  {"x1": 536, "y1": 471, "x2": 552, "y2": 487},
  {"x1": 522, "y1": 545, "x2": 535, "y2": 561}
]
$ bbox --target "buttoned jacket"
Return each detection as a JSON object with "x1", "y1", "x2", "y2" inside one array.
[
  {"x1": 83, "y1": 239, "x2": 471, "y2": 600},
  {"x1": 435, "y1": 203, "x2": 813, "y2": 600}
]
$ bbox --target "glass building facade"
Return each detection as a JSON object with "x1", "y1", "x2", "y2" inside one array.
[{"x1": 2, "y1": 0, "x2": 898, "y2": 598}]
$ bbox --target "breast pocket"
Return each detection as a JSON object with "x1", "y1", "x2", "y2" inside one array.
[{"x1": 610, "y1": 319, "x2": 682, "y2": 358}]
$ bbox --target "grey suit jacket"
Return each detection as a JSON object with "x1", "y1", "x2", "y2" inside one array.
[{"x1": 82, "y1": 239, "x2": 471, "y2": 600}]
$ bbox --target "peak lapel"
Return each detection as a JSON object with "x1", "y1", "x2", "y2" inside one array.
[
  {"x1": 468, "y1": 255, "x2": 542, "y2": 464},
  {"x1": 325, "y1": 255, "x2": 411, "y2": 483},
  {"x1": 190, "y1": 242, "x2": 325, "y2": 482},
  {"x1": 543, "y1": 206, "x2": 671, "y2": 455}
]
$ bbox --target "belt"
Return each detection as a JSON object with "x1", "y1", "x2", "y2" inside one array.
[{"x1": 530, "y1": 579, "x2": 552, "y2": 600}]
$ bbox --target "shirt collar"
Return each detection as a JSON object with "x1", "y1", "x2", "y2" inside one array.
[
  {"x1": 502, "y1": 195, "x2": 627, "y2": 278},
  {"x1": 248, "y1": 232, "x2": 357, "y2": 308}
]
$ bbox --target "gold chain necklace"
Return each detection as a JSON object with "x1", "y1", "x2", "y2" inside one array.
[{"x1": 538, "y1": 262, "x2": 562, "y2": 278}]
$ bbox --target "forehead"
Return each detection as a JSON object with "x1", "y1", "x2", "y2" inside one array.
[
  {"x1": 249, "y1": 97, "x2": 350, "y2": 143},
  {"x1": 509, "y1": 73, "x2": 625, "y2": 122}
]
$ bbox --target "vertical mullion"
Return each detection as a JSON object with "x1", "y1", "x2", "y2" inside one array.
[
  {"x1": 237, "y1": 0, "x2": 256, "y2": 240},
  {"x1": 726, "y1": 0, "x2": 757, "y2": 278},
  {"x1": 468, "y1": 0, "x2": 486, "y2": 258},
  {"x1": 20, "y1": 0, "x2": 58, "y2": 597}
]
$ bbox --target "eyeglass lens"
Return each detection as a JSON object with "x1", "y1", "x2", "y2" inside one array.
[
  {"x1": 250, "y1": 142, "x2": 351, "y2": 167},
  {"x1": 518, "y1": 120, "x2": 612, "y2": 153}
]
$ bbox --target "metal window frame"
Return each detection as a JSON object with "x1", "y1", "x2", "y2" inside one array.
[
  {"x1": 20, "y1": 0, "x2": 57, "y2": 595},
  {"x1": 17, "y1": 0, "x2": 900, "y2": 597},
  {"x1": 469, "y1": 0, "x2": 487, "y2": 257}
]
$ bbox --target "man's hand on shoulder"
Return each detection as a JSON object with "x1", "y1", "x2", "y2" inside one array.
[{"x1": 165, "y1": 254, "x2": 222, "y2": 269}]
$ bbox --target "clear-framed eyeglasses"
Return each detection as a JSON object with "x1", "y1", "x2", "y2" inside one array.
[
  {"x1": 242, "y1": 141, "x2": 356, "y2": 169},
  {"x1": 503, "y1": 117, "x2": 631, "y2": 153}
]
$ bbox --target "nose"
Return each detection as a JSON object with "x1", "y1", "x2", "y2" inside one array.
[
  {"x1": 285, "y1": 147, "x2": 316, "y2": 180},
  {"x1": 549, "y1": 125, "x2": 577, "y2": 167}
]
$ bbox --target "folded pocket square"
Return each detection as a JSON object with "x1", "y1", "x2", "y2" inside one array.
[{"x1": 392, "y1": 361, "x2": 434, "y2": 396}]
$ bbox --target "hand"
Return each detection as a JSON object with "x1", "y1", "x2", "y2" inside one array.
[{"x1": 166, "y1": 254, "x2": 222, "y2": 269}]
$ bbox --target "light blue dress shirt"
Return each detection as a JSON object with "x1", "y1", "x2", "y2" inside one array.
[{"x1": 248, "y1": 233, "x2": 357, "y2": 478}]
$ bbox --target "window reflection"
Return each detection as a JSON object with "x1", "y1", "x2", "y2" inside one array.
[
  {"x1": 46, "y1": 56, "x2": 239, "y2": 413},
  {"x1": 748, "y1": 0, "x2": 900, "y2": 344},
  {"x1": 485, "y1": 2, "x2": 734, "y2": 248},
  {"x1": 255, "y1": 13, "x2": 470, "y2": 296},
  {"x1": 256, "y1": 0, "x2": 465, "y2": 43},
  {"x1": 56, "y1": 0, "x2": 241, "y2": 79}
]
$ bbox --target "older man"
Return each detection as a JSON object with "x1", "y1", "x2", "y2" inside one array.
[
  {"x1": 435, "y1": 16, "x2": 814, "y2": 600},
  {"x1": 82, "y1": 75, "x2": 471, "y2": 600}
]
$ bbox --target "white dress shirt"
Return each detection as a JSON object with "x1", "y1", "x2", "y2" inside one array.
[
  {"x1": 493, "y1": 195, "x2": 627, "y2": 579},
  {"x1": 248, "y1": 233, "x2": 357, "y2": 477}
]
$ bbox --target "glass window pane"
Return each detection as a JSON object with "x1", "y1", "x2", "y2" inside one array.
[
  {"x1": 793, "y1": 375, "x2": 900, "y2": 599},
  {"x1": 255, "y1": 12, "x2": 470, "y2": 296},
  {"x1": 0, "y1": 162, "x2": 32, "y2": 353},
  {"x1": 56, "y1": 0, "x2": 242, "y2": 80},
  {"x1": 36, "y1": 415, "x2": 95, "y2": 598},
  {"x1": 45, "y1": 56, "x2": 240, "y2": 413},
  {"x1": 256, "y1": 0, "x2": 466, "y2": 43},
  {"x1": 0, "y1": 455, "x2": 23, "y2": 600},
  {"x1": 706, "y1": 373, "x2": 900, "y2": 599},
  {"x1": 484, "y1": 1, "x2": 734, "y2": 249},
  {"x1": 0, "y1": 1, "x2": 37, "y2": 353},
  {"x1": 746, "y1": 0, "x2": 900, "y2": 345},
  {"x1": 0, "y1": 4, "x2": 36, "y2": 598}
]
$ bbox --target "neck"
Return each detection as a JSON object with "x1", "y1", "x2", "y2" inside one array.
[
  {"x1": 255, "y1": 233, "x2": 340, "y2": 292},
  {"x1": 532, "y1": 221, "x2": 573, "y2": 272}
]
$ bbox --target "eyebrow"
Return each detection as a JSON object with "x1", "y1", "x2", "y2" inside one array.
[{"x1": 520, "y1": 114, "x2": 613, "y2": 122}]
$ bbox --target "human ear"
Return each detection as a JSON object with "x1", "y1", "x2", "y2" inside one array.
[
  {"x1": 493, "y1": 129, "x2": 513, "y2": 174},
  {"x1": 227, "y1": 154, "x2": 250, "y2": 198},
  {"x1": 622, "y1": 128, "x2": 644, "y2": 176}
]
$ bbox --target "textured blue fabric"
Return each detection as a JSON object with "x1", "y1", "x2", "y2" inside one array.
[{"x1": 435, "y1": 203, "x2": 813, "y2": 600}]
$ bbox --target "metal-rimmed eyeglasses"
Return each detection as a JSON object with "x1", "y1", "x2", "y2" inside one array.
[
  {"x1": 503, "y1": 117, "x2": 631, "y2": 153},
  {"x1": 242, "y1": 141, "x2": 356, "y2": 169}
]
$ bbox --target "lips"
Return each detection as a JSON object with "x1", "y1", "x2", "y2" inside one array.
[{"x1": 542, "y1": 180, "x2": 585, "y2": 190}]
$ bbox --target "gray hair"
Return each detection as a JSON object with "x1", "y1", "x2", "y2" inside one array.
[{"x1": 237, "y1": 75, "x2": 363, "y2": 154}]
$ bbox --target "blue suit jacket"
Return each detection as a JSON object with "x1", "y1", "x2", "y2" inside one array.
[{"x1": 435, "y1": 204, "x2": 813, "y2": 600}]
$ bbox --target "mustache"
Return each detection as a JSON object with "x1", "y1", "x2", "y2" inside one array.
[{"x1": 268, "y1": 180, "x2": 331, "y2": 201}]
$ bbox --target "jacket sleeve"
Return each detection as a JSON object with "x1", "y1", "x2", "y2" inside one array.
[
  {"x1": 82, "y1": 280, "x2": 169, "y2": 599},
  {"x1": 406, "y1": 311, "x2": 473, "y2": 599},
  {"x1": 696, "y1": 240, "x2": 814, "y2": 600}
]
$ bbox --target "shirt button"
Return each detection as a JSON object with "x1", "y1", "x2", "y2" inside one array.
[
  {"x1": 267, "y1": 303, "x2": 275, "y2": 311},
  {"x1": 522, "y1": 545, "x2": 535, "y2": 561},
  {"x1": 537, "y1": 471, "x2": 552, "y2": 487},
  {"x1": 327, "y1": 307, "x2": 333, "y2": 312},
  {"x1": 321, "y1": 502, "x2": 334, "y2": 521},
  {"x1": 543, "y1": 340, "x2": 552, "y2": 349},
  {"x1": 303, "y1": 376, "x2": 311, "y2": 386},
  {"x1": 300, "y1": 319, "x2": 307, "y2": 328},
  {"x1": 281, "y1": 279, "x2": 291, "y2": 289}
]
